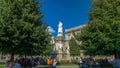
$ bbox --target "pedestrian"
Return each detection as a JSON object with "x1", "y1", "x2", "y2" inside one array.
[
  {"x1": 47, "y1": 57, "x2": 52, "y2": 68},
  {"x1": 5, "y1": 60, "x2": 10, "y2": 68},
  {"x1": 6, "y1": 60, "x2": 14, "y2": 68},
  {"x1": 79, "y1": 57, "x2": 83, "y2": 68},
  {"x1": 81, "y1": 60, "x2": 88, "y2": 68},
  {"x1": 52, "y1": 58, "x2": 57, "y2": 68},
  {"x1": 13, "y1": 60, "x2": 21, "y2": 68},
  {"x1": 26, "y1": 58, "x2": 32, "y2": 68}
]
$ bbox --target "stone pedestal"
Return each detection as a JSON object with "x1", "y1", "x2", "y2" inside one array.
[
  {"x1": 56, "y1": 52, "x2": 62, "y2": 62},
  {"x1": 66, "y1": 53, "x2": 70, "y2": 61}
]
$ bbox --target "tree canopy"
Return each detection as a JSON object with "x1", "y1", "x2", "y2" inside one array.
[
  {"x1": 0, "y1": 0, "x2": 51, "y2": 59},
  {"x1": 78, "y1": 0, "x2": 120, "y2": 58},
  {"x1": 69, "y1": 37, "x2": 80, "y2": 56}
]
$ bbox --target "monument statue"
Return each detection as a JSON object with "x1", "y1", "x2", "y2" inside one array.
[
  {"x1": 53, "y1": 21, "x2": 70, "y2": 61},
  {"x1": 58, "y1": 21, "x2": 63, "y2": 36}
]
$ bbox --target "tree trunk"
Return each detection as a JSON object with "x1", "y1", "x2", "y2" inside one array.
[
  {"x1": 114, "y1": 50, "x2": 119, "y2": 59},
  {"x1": 10, "y1": 53, "x2": 14, "y2": 61}
]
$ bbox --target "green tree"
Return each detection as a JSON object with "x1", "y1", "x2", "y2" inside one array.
[
  {"x1": 0, "y1": 0, "x2": 51, "y2": 60},
  {"x1": 69, "y1": 37, "x2": 80, "y2": 56},
  {"x1": 79, "y1": 0, "x2": 120, "y2": 59}
]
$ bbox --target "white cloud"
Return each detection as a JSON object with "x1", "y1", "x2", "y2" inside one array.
[{"x1": 47, "y1": 26, "x2": 55, "y2": 33}]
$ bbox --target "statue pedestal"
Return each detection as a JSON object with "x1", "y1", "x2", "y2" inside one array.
[
  {"x1": 56, "y1": 52, "x2": 62, "y2": 62},
  {"x1": 66, "y1": 53, "x2": 70, "y2": 61}
]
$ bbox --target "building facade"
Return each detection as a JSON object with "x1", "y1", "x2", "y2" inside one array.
[
  {"x1": 65, "y1": 25, "x2": 85, "y2": 41},
  {"x1": 65, "y1": 24, "x2": 114, "y2": 61},
  {"x1": 65, "y1": 25, "x2": 85, "y2": 57}
]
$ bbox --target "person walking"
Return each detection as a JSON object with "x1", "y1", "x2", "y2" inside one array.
[
  {"x1": 52, "y1": 58, "x2": 57, "y2": 68},
  {"x1": 79, "y1": 57, "x2": 83, "y2": 68},
  {"x1": 47, "y1": 58, "x2": 52, "y2": 68},
  {"x1": 13, "y1": 60, "x2": 21, "y2": 68}
]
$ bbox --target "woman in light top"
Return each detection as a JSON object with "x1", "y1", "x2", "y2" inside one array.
[{"x1": 52, "y1": 58, "x2": 57, "y2": 68}]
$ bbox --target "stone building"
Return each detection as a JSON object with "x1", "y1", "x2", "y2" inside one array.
[
  {"x1": 65, "y1": 24, "x2": 114, "y2": 61},
  {"x1": 65, "y1": 25, "x2": 85, "y2": 41},
  {"x1": 65, "y1": 24, "x2": 86, "y2": 57}
]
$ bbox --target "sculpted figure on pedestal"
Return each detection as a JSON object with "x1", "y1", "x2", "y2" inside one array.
[{"x1": 58, "y1": 21, "x2": 63, "y2": 36}]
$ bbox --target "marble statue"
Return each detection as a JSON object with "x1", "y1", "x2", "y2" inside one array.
[
  {"x1": 57, "y1": 21, "x2": 63, "y2": 36},
  {"x1": 58, "y1": 21, "x2": 63, "y2": 33}
]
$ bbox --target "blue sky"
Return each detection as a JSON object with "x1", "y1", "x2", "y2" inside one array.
[{"x1": 41, "y1": 0, "x2": 91, "y2": 36}]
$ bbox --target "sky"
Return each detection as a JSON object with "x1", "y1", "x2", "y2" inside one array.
[{"x1": 41, "y1": 0, "x2": 91, "y2": 36}]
